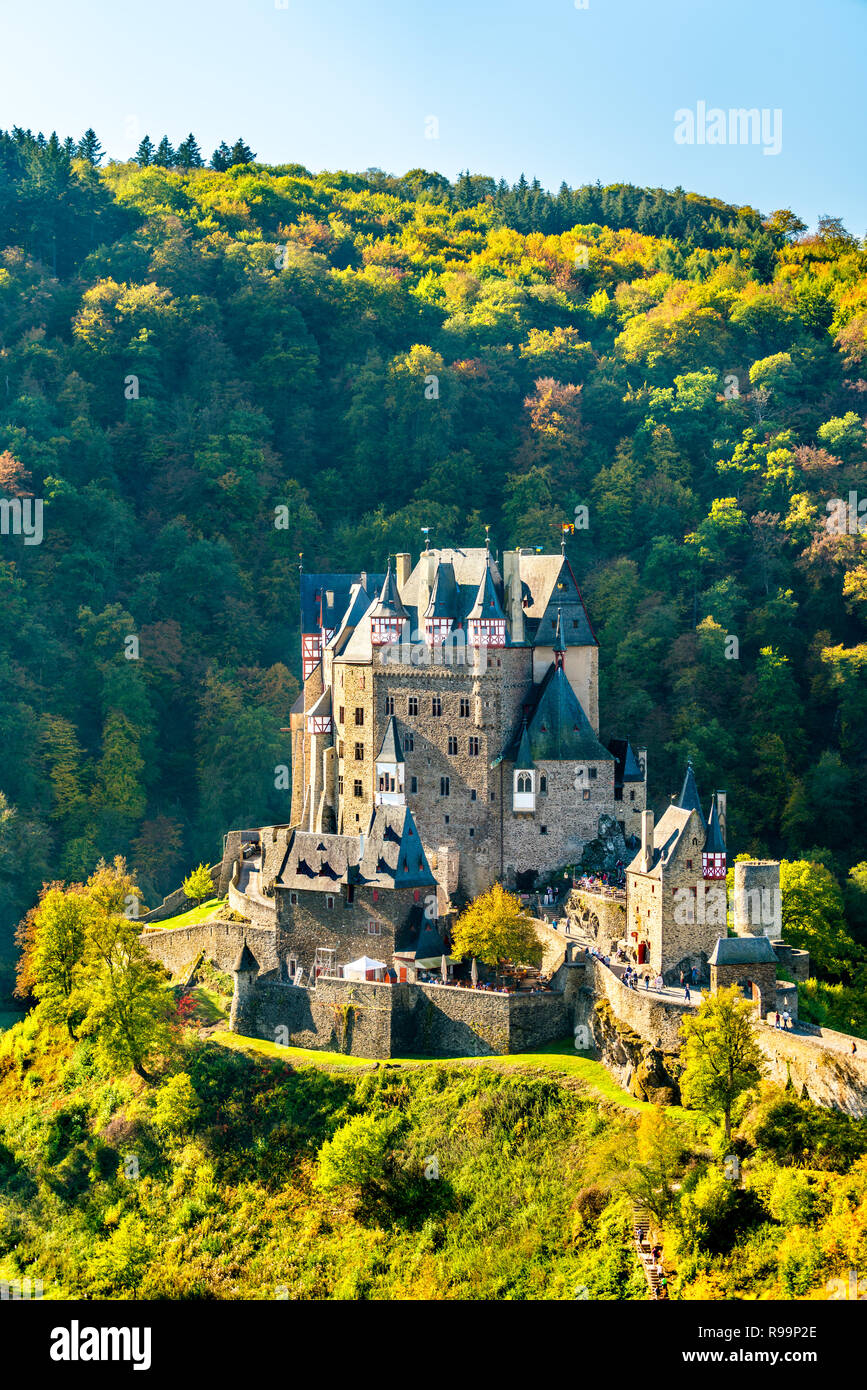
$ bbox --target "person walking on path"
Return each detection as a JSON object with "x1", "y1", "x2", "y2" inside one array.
[
  {"x1": 775, "y1": 1011, "x2": 781, "y2": 1029},
  {"x1": 684, "y1": 983, "x2": 691, "y2": 1003}
]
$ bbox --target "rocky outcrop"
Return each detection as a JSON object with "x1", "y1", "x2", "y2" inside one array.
[
  {"x1": 578, "y1": 814, "x2": 629, "y2": 875},
  {"x1": 591, "y1": 996, "x2": 681, "y2": 1105}
]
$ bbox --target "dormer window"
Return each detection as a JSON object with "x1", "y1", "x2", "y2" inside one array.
[{"x1": 371, "y1": 616, "x2": 402, "y2": 646}]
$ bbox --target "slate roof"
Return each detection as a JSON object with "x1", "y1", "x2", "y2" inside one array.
[
  {"x1": 422, "y1": 560, "x2": 459, "y2": 619},
  {"x1": 500, "y1": 662, "x2": 613, "y2": 765},
  {"x1": 708, "y1": 936, "x2": 777, "y2": 966},
  {"x1": 301, "y1": 572, "x2": 385, "y2": 633},
  {"x1": 626, "y1": 804, "x2": 694, "y2": 876},
  {"x1": 514, "y1": 721, "x2": 535, "y2": 771},
  {"x1": 677, "y1": 760, "x2": 707, "y2": 829},
  {"x1": 705, "y1": 794, "x2": 726, "y2": 853},
  {"x1": 609, "y1": 739, "x2": 644, "y2": 785},
  {"x1": 467, "y1": 555, "x2": 507, "y2": 622},
  {"x1": 233, "y1": 938, "x2": 259, "y2": 973},
  {"x1": 370, "y1": 563, "x2": 409, "y2": 620},
  {"x1": 275, "y1": 806, "x2": 436, "y2": 893},
  {"x1": 357, "y1": 805, "x2": 436, "y2": 889},
  {"x1": 377, "y1": 715, "x2": 404, "y2": 764}
]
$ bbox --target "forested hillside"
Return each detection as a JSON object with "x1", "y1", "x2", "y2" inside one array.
[{"x1": 2, "y1": 127, "x2": 867, "y2": 988}]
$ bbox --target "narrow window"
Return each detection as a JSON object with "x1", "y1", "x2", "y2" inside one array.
[
  {"x1": 410, "y1": 776, "x2": 418, "y2": 793},
  {"x1": 440, "y1": 776, "x2": 450, "y2": 797},
  {"x1": 540, "y1": 825, "x2": 548, "y2": 836},
  {"x1": 339, "y1": 705, "x2": 345, "y2": 724},
  {"x1": 385, "y1": 695, "x2": 394, "y2": 715},
  {"x1": 408, "y1": 696, "x2": 418, "y2": 716},
  {"x1": 468, "y1": 736, "x2": 479, "y2": 756},
  {"x1": 353, "y1": 779, "x2": 363, "y2": 797},
  {"x1": 404, "y1": 731, "x2": 414, "y2": 751},
  {"x1": 326, "y1": 896, "x2": 334, "y2": 909},
  {"x1": 539, "y1": 774, "x2": 547, "y2": 793},
  {"x1": 460, "y1": 697, "x2": 470, "y2": 718},
  {"x1": 354, "y1": 741, "x2": 364, "y2": 761},
  {"x1": 432, "y1": 695, "x2": 442, "y2": 717},
  {"x1": 354, "y1": 707, "x2": 364, "y2": 726},
  {"x1": 470, "y1": 789, "x2": 477, "y2": 801},
  {"x1": 448, "y1": 735, "x2": 458, "y2": 755},
  {"x1": 338, "y1": 775, "x2": 344, "y2": 794}
]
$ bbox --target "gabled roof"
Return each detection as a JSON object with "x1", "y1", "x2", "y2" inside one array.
[
  {"x1": 276, "y1": 830, "x2": 362, "y2": 890},
  {"x1": 467, "y1": 554, "x2": 507, "y2": 622},
  {"x1": 521, "y1": 554, "x2": 597, "y2": 647},
  {"x1": 358, "y1": 804, "x2": 436, "y2": 889},
  {"x1": 501, "y1": 662, "x2": 613, "y2": 764},
  {"x1": 423, "y1": 561, "x2": 459, "y2": 619},
  {"x1": 705, "y1": 794, "x2": 726, "y2": 853},
  {"x1": 370, "y1": 563, "x2": 408, "y2": 620},
  {"x1": 708, "y1": 936, "x2": 777, "y2": 966},
  {"x1": 301, "y1": 572, "x2": 385, "y2": 633},
  {"x1": 626, "y1": 805, "x2": 694, "y2": 876},
  {"x1": 377, "y1": 715, "x2": 404, "y2": 764},
  {"x1": 677, "y1": 760, "x2": 707, "y2": 829}
]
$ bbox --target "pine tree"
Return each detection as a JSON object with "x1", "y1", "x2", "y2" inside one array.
[
  {"x1": 134, "y1": 135, "x2": 155, "y2": 167},
  {"x1": 175, "y1": 133, "x2": 203, "y2": 168},
  {"x1": 210, "y1": 141, "x2": 232, "y2": 171},
  {"x1": 229, "y1": 137, "x2": 256, "y2": 166},
  {"x1": 153, "y1": 136, "x2": 175, "y2": 168},
  {"x1": 77, "y1": 129, "x2": 104, "y2": 165}
]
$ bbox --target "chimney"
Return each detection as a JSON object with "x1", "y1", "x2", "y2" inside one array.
[
  {"x1": 416, "y1": 549, "x2": 436, "y2": 634},
  {"x1": 640, "y1": 809, "x2": 654, "y2": 874},
  {"x1": 502, "y1": 549, "x2": 524, "y2": 644},
  {"x1": 716, "y1": 791, "x2": 727, "y2": 843},
  {"x1": 395, "y1": 553, "x2": 411, "y2": 589}
]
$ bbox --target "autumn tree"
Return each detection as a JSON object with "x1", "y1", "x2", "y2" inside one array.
[
  {"x1": 450, "y1": 884, "x2": 542, "y2": 978},
  {"x1": 679, "y1": 986, "x2": 765, "y2": 1139}
]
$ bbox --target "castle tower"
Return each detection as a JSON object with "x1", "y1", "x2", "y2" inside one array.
[
  {"x1": 229, "y1": 937, "x2": 260, "y2": 1032},
  {"x1": 733, "y1": 860, "x2": 781, "y2": 938}
]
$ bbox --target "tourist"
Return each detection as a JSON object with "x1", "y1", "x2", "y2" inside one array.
[
  {"x1": 782, "y1": 1010, "x2": 791, "y2": 1030},
  {"x1": 774, "y1": 1011, "x2": 781, "y2": 1029},
  {"x1": 644, "y1": 975, "x2": 650, "y2": 991},
  {"x1": 683, "y1": 983, "x2": 691, "y2": 1003}
]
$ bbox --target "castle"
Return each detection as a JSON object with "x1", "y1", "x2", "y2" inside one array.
[{"x1": 290, "y1": 542, "x2": 648, "y2": 903}]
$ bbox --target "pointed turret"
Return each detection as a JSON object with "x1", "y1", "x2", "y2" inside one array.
[
  {"x1": 702, "y1": 793, "x2": 727, "y2": 880},
  {"x1": 232, "y1": 937, "x2": 259, "y2": 974},
  {"x1": 676, "y1": 759, "x2": 706, "y2": 827},
  {"x1": 514, "y1": 719, "x2": 535, "y2": 771},
  {"x1": 467, "y1": 552, "x2": 507, "y2": 648},
  {"x1": 370, "y1": 560, "x2": 408, "y2": 645}
]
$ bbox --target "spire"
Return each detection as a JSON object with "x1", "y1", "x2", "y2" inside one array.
[
  {"x1": 467, "y1": 552, "x2": 506, "y2": 621},
  {"x1": 514, "y1": 718, "x2": 535, "y2": 770},
  {"x1": 370, "y1": 559, "x2": 408, "y2": 620},
  {"x1": 233, "y1": 937, "x2": 259, "y2": 974},
  {"x1": 704, "y1": 793, "x2": 726, "y2": 853},
  {"x1": 676, "y1": 759, "x2": 706, "y2": 826},
  {"x1": 553, "y1": 606, "x2": 566, "y2": 665}
]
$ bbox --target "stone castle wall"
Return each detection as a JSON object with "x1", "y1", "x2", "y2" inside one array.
[
  {"x1": 231, "y1": 973, "x2": 571, "y2": 1059},
  {"x1": 577, "y1": 957, "x2": 691, "y2": 1051},
  {"x1": 141, "y1": 920, "x2": 279, "y2": 977},
  {"x1": 757, "y1": 1026, "x2": 867, "y2": 1117}
]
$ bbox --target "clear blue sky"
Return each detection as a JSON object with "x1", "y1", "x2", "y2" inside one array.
[{"x1": 2, "y1": 0, "x2": 864, "y2": 233}]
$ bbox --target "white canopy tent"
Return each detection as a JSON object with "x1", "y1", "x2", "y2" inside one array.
[{"x1": 343, "y1": 956, "x2": 389, "y2": 981}]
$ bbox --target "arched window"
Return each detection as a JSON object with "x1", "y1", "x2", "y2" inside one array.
[{"x1": 517, "y1": 772, "x2": 532, "y2": 794}]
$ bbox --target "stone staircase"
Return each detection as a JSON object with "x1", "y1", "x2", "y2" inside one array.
[{"x1": 632, "y1": 1202, "x2": 665, "y2": 1298}]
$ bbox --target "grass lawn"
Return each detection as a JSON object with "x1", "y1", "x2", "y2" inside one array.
[
  {"x1": 209, "y1": 1029, "x2": 700, "y2": 1123},
  {"x1": 148, "y1": 898, "x2": 226, "y2": 929},
  {"x1": 190, "y1": 986, "x2": 230, "y2": 1025}
]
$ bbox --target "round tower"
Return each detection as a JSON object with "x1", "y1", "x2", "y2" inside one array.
[
  {"x1": 733, "y1": 861, "x2": 781, "y2": 938},
  {"x1": 229, "y1": 936, "x2": 260, "y2": 1031}
]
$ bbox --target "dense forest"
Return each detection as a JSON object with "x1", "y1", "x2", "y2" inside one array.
[{"x1": 2, "y1": 126, "x2": 867, "y2": 995}]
